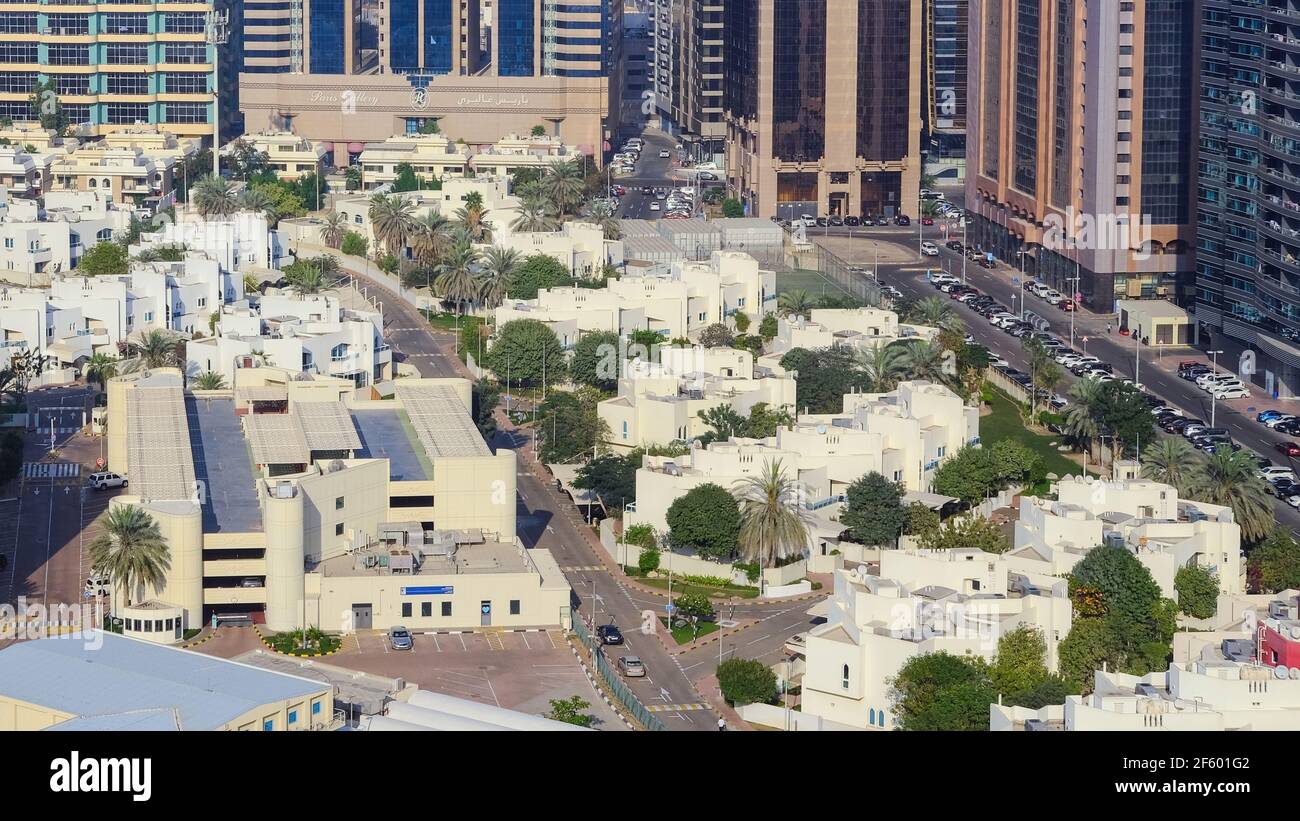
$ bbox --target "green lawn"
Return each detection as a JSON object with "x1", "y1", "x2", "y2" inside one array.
[
  {"x1": 980, "y1": 388, "x2": 1085, "y2": 489},
  {"x1": 660, "y1": 618, "x2": 721, "y2": 645},
  {"x1": 775, "y1": 268, "x2": 858, "y2": 301},
  {"x1": 633, "y1": 576, "x2": 760, "y2": 599},
  {"x1": 419, "y1": 310, "x2": 465, "y2": 332}
]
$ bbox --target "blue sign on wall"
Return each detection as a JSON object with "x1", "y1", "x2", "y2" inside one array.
[{"x1": 401, "y1": 586, "x2": 454, "y2": 596}]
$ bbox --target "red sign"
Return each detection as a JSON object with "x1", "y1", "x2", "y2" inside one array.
[{"x1": 95, "y1": 457, "x2": 105, "y2": 469}]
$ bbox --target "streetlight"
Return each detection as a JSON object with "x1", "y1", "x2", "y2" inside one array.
[
  {"x1": 1067, "y1": 262, "x2": 1081, "y2": 347},
  {"x1": 1208, "y1": 350, "x2": 1224, "y2": 427}
]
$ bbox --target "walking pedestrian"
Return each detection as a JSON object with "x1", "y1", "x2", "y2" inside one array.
[
  {"x1": 1106, "y1": 322, "x2": 1112, "y2": 334},
  {"x1": 718, "y1": 717, "x2": 726, "y2": 732}
]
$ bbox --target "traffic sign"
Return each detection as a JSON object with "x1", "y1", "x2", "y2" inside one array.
[
  {"x1": 95, "y1": 457, "x2": 105, "y2": 469},
  {"x1": 665, "y1": 603, "x2": 675, "y2": 613}
]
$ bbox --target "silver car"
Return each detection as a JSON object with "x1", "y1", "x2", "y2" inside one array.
[
  {"x1": 618, "y1": 655, "x2": 645, "y2": 677},
  {"x1": 388, "y1": 626, "x2": 413, "y2": 651}
]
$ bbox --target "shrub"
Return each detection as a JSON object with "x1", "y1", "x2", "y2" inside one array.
[
  {"x1": 717, "y1": 657, "x2": 776, "y2": 706},
  {"x1": 637, "y1": 548, "x2": 661, "y2": 575}
]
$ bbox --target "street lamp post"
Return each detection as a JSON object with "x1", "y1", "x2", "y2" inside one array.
[
  {"x1": 1067, "y1": 263, "x2": 1081, "y2": 347},
  {"x1": 1209, "y1": 350, "x2": 1224, "y2": 427}
]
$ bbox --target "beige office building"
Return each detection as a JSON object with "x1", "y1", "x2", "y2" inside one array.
[
  {"x1": 102, "y1": 370, "x2": 568, "y2": 636},
  {"x1": 723, "y1": 0, "x2": 923, "y2": 220}
]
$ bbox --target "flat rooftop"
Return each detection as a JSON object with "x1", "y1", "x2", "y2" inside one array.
[
  {"x1": 126, "y1": 371, "x2": 196, "y2": 502},
  {"x1": 187, "y1": 396, "x2": 263, "y2": 532},
  {"x1": 395, "y1": 383, "x2": 491, "y2": 458},
  {"x1": 351, "y1": 407, "x2": 431, "y2": 481},
  {"x1": 320, "y1": 538, "x2": 533, "y2": 578},
  {"x1": 0, "y1": 632, "x2": 327, "y2": 731}
]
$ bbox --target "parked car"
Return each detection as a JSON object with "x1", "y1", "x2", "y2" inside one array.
[
  {"x1": 1212, "y1": 386, "x2": 1250, "y2": 400},
  {"x1": 921, "y1": 216, "x2": 934, "y2": 225},
  {"x1": 844, "y1": 215, "x2": 861, "y2": 226},
  {"x1": 1278, "y1": 442, "x2": 1300, "y2": 458},
  {"x1": 597, "y1": 624, "x2": 625, "y2": 645},
  {"x1": 239, "y1": 577, "x2": 263, "y2": 588},
  {"x1": 829, "y1": 215, "x2": 844, "y2": 226},
  {"x1": 88, "y1": 471, "x2": 128, "y2": 490},
  {"x1": 617, "y1": 655, "x2": 646, "y2": 677},
  {"x1": 387, "y1": 626, "x2": 413, "y2": 651},
  {"x1": 946, "y1": 240, "x2": 964, "y2": 252},
  {"x1": 894, "y1": 214, "x2": 911, "y2": 226},
  {"x1": 1260, "y1": 465, "x2": 1298, "y2": 481},
  {"x1": 659, "y1": 149, "x2": 671, "y2": 158}
]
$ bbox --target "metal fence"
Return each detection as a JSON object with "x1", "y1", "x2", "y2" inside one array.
[
  {"x1": 781, "y1": 243, "x2": 882, "y2": 307},
  {"x1": 571, "y1": 618, "x2": 669, "y2": 731}
]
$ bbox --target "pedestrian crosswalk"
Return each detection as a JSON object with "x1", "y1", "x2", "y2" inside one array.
[
  {"x1": 645, "y1": 703, "x2": 710, "y2": 713},
  {"x1": 23, "y1": 461, "x2": 80, "y2": 480},
  {"x1": 561, "y1": 565, "x2": 604, "y2": 572}
]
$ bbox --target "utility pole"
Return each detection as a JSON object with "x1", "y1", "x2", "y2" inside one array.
[{"x1": 1209, "y1": 350, "x2": 1224, "y2": 427}]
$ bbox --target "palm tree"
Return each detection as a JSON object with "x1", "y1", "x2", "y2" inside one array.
[
  {"x1": 478, "y1": 246, "x2": 523, "y2": 309},
  {"x1": 1140, "y1": 438, "x2": 1201, "y2": 494},
  {"x1": 905, "y1": 295, "x2": 961, "y2": 331},
  {"x1": 368, "y1": 193, "x2": 418, "y2": 257},
  {"x1": 191, "y1": 175, "x2": 237, "y2": 218},
  {"x1": 89, "y1": 504, "x2": 171, "y2": 610},
  {"x1": 777, "y1": 289, "x2": 815, "y2": 317},
  {"x1": 235, "y1": 186, "x2": 275, "y2": 216},
  {"x1": 581, "y1": 201, "x2": 621, "y2": 240},
  {"x1": 732, "y1": 458, "x2": 812, "y2": 569},
  {"x1": 320, "y1": 212, "x2": 347, "y2": 249},
  {"x1": 1062, "y1": 377, "x2": 1106, "y2": 464},
  {"x1": 511, "y1": 197, "x2": 560, "y2": 233},
  {"x1": 242, "y1": 273, "x2": 262, "y2": 295},
  {"x1": 311, "y1": 254, "x2": 341, "y2": 279},
  {"x1": 857, "y1": 342, "x2": 910, "y2": 392},
  {"x1": 125, "y1": 329, "x2": 183, "y2": 371},
  {"x1": 433, "y1": 233, "x2": 482, "y2": 313},
  {"x1": 410, "y1": 212, "x2": 453, "y2": 269},
  {"x1": 541, "y1": 158, "x2": 585, "y2": 216},
  {"x1": 193, "y1": 370, "x2": 227, "y2": 390},
  {"x1": 895, "y1": 339, "x2": 956, "y2": 388},
  {"x1": 84, "y1": 352, "x2": 118, "y2": 392},
  {"x1": 454, "y1": 202, "x2": 492, "y2": 243},
  {"x1": 284, "y1": 262, "x2": 328, "y2": 296},
  {"x1": 1184, "y1": 446, "x2": 1275, "y2": 543}
]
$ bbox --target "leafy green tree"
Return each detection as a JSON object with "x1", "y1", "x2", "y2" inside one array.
[
  {"x1": 698, "y1": 323, "x2": 734, "y2": 348},
  {"x1": 758, "y1": 312, "x2": 778, "y2": 341},
  {"x1": 507, "y1": 254, "x2": 574, "y2": 299},
  {"x1": 1097, "y1": 381, "x2": 1154, "y2": 459},
  {"x1": 637, "y1": 545, "x2": 661, "y2": 574},
  {"x1": 533, "y1": 387, "x2": 609, "y2": 463},
  {"x1": 471, "y1": 378, "x2": 502, "y2": 438},
  {"x1": 732, "y1": 311, "x2": 751, "y2": 334},
  {"x1": 990, "y1": 626, "x2": 1049, "y2": 699},
  {"x1": 340, "y1": 230, "x2": 369, "y2": 256},
  {"x1": 28, "y1": 79, "x2": 68, "y2": 132},
  {"x1": 932, "y1": 447, "x2": 998, "y2": 505},
  {"x1": 667, "y1": 483, "x2": 740, "y2": 560},
  {"x1": 987, "y1": 439, "x2": 1043, "y2": 488},
  {"x1": 779, "y1": 346, "x2": 872, "y2": 414},
  {"x1": 546, "y1": 696, "x2": 594, "y2": 727},
  {"x1": 840, "y1": 472, "x2": 905, "y2": 546},
  {"x1": 627, "y1": 328, "x2": 664, "y2": 354},
  {"x1": 76, "y1": 242, "x2": 130, "y2": 277},
  {"x1": 672, "y1": 592, "x2": 715, "y2": 625},
  {"x1": 716, "y1": 657, "x2": 776, "y2": 706},
  {"x1": 1174, "y1": 564, "x2": 1219, "y2": 619},
  {"x1": 393, "y1": 162, "x2": 425, "y2": 193},
  {"x1": 698, "y1": 405, "x2": 747, "y2": 441},
  {"x1": 744, "y1": 402, "x2": 793, "y2": 438},
  {"x1": 916, "y1": 515, "x2": 1010, "y2": 553},
  {"x1": 1058, "y1": 618, "x2": 1121, "y2": 693},
  {"x1": 889, "y1": 652, "x2": 993, "y2": 731},
  {"x1": 624, "y1": 523, "x2": 658, "y2": 550},
  {"x1": 721, "y1": 198, "x2": 744, "y2": 218},
  {"x1": 569, "y1": 330, "x2": 620, "y2": 391},
  {"x1": 481, "y1": 319, "x2": 567, "y2": 390},
  {"x1": 531, "y1": 124, "x2": 547, "y2": 136},
  {"x1": 902, "y1": 501, "x2": 941, "y2": 540},
  {"x1": 1068, "y1": 545, "x2": 1174, "y2": 677},
  {"x1": 573, "y1": 453, "x2": 637, "y2": 511},
  {"x1": 1248, "y1": 529, "x2": 1300, "y2": 593}
]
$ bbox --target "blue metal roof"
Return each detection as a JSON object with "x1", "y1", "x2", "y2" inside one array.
[{"x1": 0, "y1": 633, "x2": 327, "y2": 731}]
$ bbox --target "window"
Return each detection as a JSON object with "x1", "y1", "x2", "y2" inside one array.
[
  {"x1": 165, "y1": 73, "x2": 208, "y2": 94},
  {"x1": 164, "y1": 12, "x2": 206, "y2": 33},
  {"x1": 312, "y1": 700, "x2": 322, "y2": 715},
  {"x1": 263, "y1": 718, "x2": 274, "y2": 731},
  {"x1": 441, "y1": 601, "x2": 451, "y2": 617},
  {"x1": 335, "y1": 522, "x2": 345, "y2": 536},
  {"x1": 46, "y1": 44, "x2": 90, "y2": 66},
  {"x1": 842, "y1": 664, "x2": 850, "y2": 689},
  {"x1": 0, "y1": 73, "x2": 37, "y2": 93},
  {"x1": 106, "y1": 73, "x2": 149, "y2": 95},
  {"x1": 330, "y1": 343, "x2": 350, "y2": 361},
  {"x1": 105, "y1": 13, "x2": 149, "y2": 35},
  {"x1": 0, "y1": 44, "x2": 38, "y2": 64},
  {"x1": 421, "y1": 602, "x2": 432, "y2": 617},
  {"x1": 401, "y1": 602, "x2": 412, "y2": 617},
  {"x1": 106, "y1": 44, "x2": 150, "y2": 65},
  {"x1": 164, "y1": 103, "x2": 207, "y2": 124},
  {"x1": 288, "y1": 709, "x2": 298, "y2": 725},
  {"x1": 164, "y1": 44, "x2": 208, "y2": 64},
  {"x1": 510, "y1": 600, "x2": 520, "y2": 615},
  {"x1": 106, "y1": 103, "x2": 150, "y2": 125}
]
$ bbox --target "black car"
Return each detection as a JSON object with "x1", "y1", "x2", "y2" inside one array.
[
  {"x1": 1277, "y1": 420, "x2": 1300, "y2": 436},
  {"x1": 876, "y1": 216, "x2": 890, "y2": 226},
  {"x1": 946, "y1": 240, "x2": 964, "y2": 252},
  {"x1": 829, "y1": 215, "x2": 844, "y2": 227},
  {"x1": 894, "y1": 214, "x2": 911, "y2": 226},
  {"x1": 597, "y1": 624, "x2": 624, "y2": 645},
  {"x1": 815, "y1": 217, "x2": 829, "y2": 227},
  {"x1": 845, "y1": 215, "x2": 861, "y2": 226},
  {"x1": 1180, "y1": 366, "x2": 1212, "y2": 381}
]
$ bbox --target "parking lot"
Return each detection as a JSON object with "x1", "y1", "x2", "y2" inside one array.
[{"x1": 328, "y1": 629, "x2": 630, "y2": 730}]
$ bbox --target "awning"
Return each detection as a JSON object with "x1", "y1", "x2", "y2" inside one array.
[
  {"x1": 903, "y1": 490, "x2": 957, "y2": 510},
  {"x1": 236, "y1": 386, "x2": 288, "y2": 403}
]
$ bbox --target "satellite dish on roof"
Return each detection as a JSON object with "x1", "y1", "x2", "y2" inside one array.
[
  {"x1": 1275, "y1": 665, "x2": 1289, "y2": 679},
  {"x1": 1290, "y1": 667, "x2": 1300, "y2": 680},
  {"x1": 816, "y1": 424, "x2": 827, "y2": 434}
]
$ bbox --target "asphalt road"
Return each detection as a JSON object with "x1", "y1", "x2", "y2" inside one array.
[
  {"x1": 609, "y1": 128, "x2": 719, "y2": 221},
  {"x1": 343, "y1": 267, "x2": 721, "y2": 729},
  {"x1": 865, "y1": 236, "x2": 1300, "y2": 535}
]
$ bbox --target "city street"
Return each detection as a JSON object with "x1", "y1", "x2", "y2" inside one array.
[{"x1": 860, "y1": 234, "x2": 1300, "y2": 535}]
